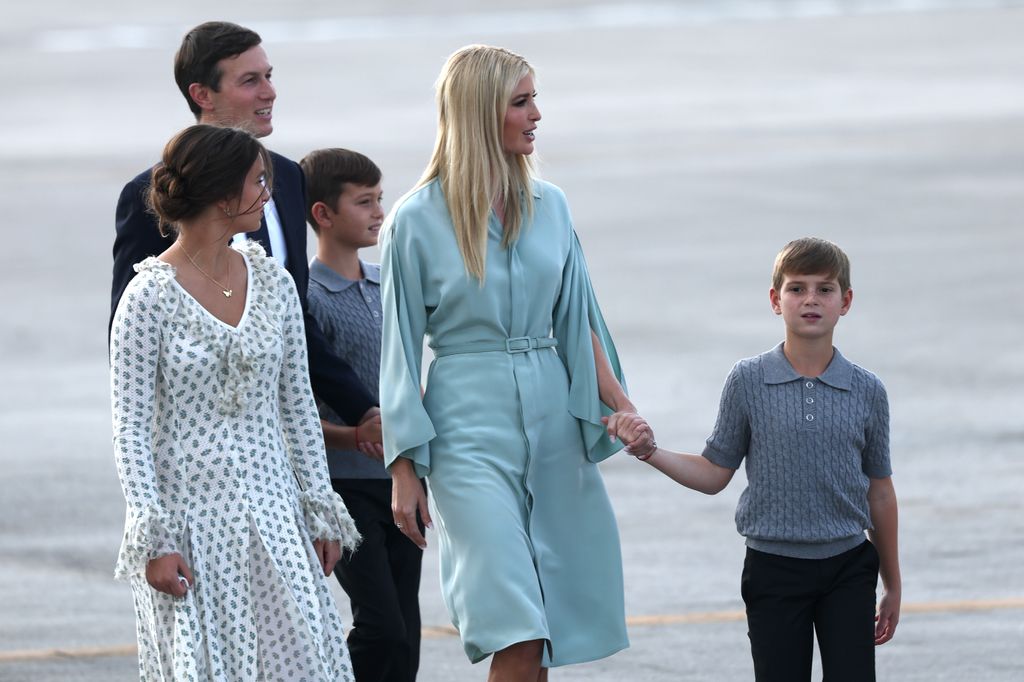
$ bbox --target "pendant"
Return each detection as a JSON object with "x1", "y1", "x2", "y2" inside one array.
[{"x1": 222, "y1": 289, "x2": 233, "y2": 298}]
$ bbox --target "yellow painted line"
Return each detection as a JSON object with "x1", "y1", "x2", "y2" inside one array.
[
  {"x1": 627, "y1": 610, "x2": 745, "y2": 626},
  {"x1": 625, "y1": 597, "x2": 1024, "y2": 628},
  {"x1": 422, "y1": 624, "x2": 460, "y2": 638},
  {"x1": 0, "y1": 644, "x2": 137, "y2": 662},
  {"x1": 3, "y1": 598, "x2": 1023, "y2": 662},
  {"x1": 902, "y1": 598, "x2": 1024, "y2": 614}
]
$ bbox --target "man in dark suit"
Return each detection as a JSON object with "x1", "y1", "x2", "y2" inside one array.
[{"x1": 111, "y1": 21, "x2": 378, "y2": 428}]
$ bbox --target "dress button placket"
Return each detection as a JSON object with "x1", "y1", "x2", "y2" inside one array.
[{"x1": 802, "y1": 379, "x2": 817, "y2": 428}]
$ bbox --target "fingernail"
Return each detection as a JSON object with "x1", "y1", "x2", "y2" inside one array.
[{"x1": 426, "y1": 522, "x2": 433, "y2": 530}]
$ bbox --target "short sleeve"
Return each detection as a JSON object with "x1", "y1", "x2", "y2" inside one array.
[
  {"x1": 862, "y1": 378, "x2": 892, "y2": 478},
  {"x1": 701, "y1": 365, "x2": 750, "y2": 470}
]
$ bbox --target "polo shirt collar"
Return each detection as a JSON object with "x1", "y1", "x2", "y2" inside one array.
[
  {"x1": 309, "y1": 257, "x2": 378, "y2": 292},
  {"x1": 762, "y1": 342, "x2": 853, "y2": 390},
  {"x1": 362, "y1": 262, "x2": 381, "y2": 284},
  {"x1": 818, "y1": 347, "x2": 853, "y2": 390}
]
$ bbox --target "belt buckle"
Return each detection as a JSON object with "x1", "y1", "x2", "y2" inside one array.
[{"x1": 505, "y1": 336, "x2": 532, "y2": 353}]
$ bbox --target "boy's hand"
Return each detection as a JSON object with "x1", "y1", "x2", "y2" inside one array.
[
  {"x1": 602, "y1": 412, "x2": 657, "y2": 460},
  {"x1": 875, "y1": 588, "x2": 901, "y2": 645}
]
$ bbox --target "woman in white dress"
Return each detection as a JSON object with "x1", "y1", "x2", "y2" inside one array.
[{"x1": 110, "y1": 124, "x2": 359, "y2": 681}]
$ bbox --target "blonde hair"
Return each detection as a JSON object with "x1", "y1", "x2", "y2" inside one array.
[{"x1": 417, "y1": 44, "x2": 537, "y2": 281}]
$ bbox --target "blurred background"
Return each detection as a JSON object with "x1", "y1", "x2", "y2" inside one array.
[{"x1": 1, "y1": 1, "x2": 1022, "y2": 679}]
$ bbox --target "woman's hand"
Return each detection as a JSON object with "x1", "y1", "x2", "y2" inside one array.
[
  {"x1": 391, "y1": 458, "x2": 431, "y2": 550},
  {"x1": 313, "y1": 538, "x2": 342, "y2": 576},
  {"x1": 145, "y1": 553, "x2": 193, "y2": 597},
  {"x1": 603, "y1": 411, "x2": 657, "y2": 460}
]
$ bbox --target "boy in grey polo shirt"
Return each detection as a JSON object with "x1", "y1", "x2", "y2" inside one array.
[
  {"x1": 301, "y1": 148, "x2": 424, "y2": 682},
  {"x1": 607, "y1": 237, "x2": 901, "y2": 682}
]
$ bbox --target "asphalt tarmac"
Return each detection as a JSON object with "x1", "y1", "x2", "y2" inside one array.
[{"x1": 1, "y1": 1, "x2": 1022, "y2": 680}]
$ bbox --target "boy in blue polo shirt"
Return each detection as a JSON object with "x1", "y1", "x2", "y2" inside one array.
[
  {"x1": 608, "y1": 237, "x2": 901, "y2": 682},
  {"x1": 301, "y1": 148, "x2": 424, "y2": 682}
]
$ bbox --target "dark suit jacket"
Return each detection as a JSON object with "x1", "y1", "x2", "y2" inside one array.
[{"x1": 111, "y1": 150, "x2": 376, "y2": 424}]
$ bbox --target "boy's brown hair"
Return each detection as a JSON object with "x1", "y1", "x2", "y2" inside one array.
[
  {"x1": 772, "y1": 237, "x2": 851, "y2": 292},
  {"x1": 299, "y1": 148, "x2": 382, "y2": 233}
]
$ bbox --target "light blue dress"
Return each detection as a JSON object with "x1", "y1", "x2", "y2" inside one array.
[{"x1": 380, "y1": 178, "x2": 629, "y2": 666}]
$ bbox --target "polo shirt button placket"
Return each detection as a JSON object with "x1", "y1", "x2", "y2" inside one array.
[
  {"x1": 358, "y1": 282, "x2": 374, "y2": 313},
  {"x1": 803, "y1": 380, "x2": 817, "y2": 427}
]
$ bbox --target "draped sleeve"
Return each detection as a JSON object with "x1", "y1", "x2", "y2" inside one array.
[
  {"x1": 379, "y1": 209, "x2": 436, "y2": 477},
  {"x1": 552, "y1": 227, "x2": 627, "y2": 463}
]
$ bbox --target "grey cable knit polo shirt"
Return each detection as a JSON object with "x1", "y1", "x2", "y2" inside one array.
[
  {"x1": 702, "y1": 342, "x2": 891, "y2": 559},
  {"x1": 307, "y1": 257, "x2": 388, "y2": 479}
]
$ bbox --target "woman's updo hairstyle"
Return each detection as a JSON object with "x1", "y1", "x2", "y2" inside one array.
[{"x1": 148, "y1": 124, "x2": 271, "y2": 236}]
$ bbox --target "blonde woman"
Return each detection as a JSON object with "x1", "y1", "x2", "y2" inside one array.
[{"x1": 380, "y1": 45, "x2": 650, "y2": 680}]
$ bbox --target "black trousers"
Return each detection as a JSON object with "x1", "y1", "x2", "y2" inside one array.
[
  {"x1": 741, "y1": 540, "x2": 879, "y2": 682},
  {"x1": 332, "y1": 478, "x2": 425, "y2": 682}
]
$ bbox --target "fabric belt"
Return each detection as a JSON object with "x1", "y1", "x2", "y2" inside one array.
[{"x1": 433, "y1": 336, "x2": 558, "y2": 358}]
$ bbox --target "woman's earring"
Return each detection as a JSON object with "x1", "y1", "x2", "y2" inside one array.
[{"x1": 224, "y1": 207, "x2": 234, "y2": 218}]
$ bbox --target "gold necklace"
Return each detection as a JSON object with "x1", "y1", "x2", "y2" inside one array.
[{"x1": 181, "y1": 245, "x2": 233, "y2": 298}]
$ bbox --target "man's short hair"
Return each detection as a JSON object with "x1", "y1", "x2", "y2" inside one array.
[
  {"x1": 299, "y1": 148, "x2": 383, "y2": 232},
  {"x1": 772, "y1": 237, "x2": 851, "y2": 292},
  {"x1": 174, "y1": 22, "x2": 262, "y2": 120}
]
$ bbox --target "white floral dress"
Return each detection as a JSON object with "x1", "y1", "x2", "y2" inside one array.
[{"x1": 110, "y1": 241, "x2": 359, "y2": 681}]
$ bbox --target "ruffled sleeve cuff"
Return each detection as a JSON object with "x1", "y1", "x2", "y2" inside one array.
[
  {"x1": 299, "y1": 489, "x2": 362, "y2": 552},
  {"x1": 113, "y1": 506, "x2": 180, "y2": 581}
]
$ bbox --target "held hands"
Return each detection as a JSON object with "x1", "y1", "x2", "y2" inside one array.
[
  {"x1": 355, "y1": 410, "x2": 385, "y2": 462},
  {"x1": 313, "y1": 538, "x2": 342, "y2": 576},
  {"x1": 603, "y1": 411, "x2": 658, "y2": 460},
  {"x1": 145, "y1": 553, "x2": 194, "y2": 597}
]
